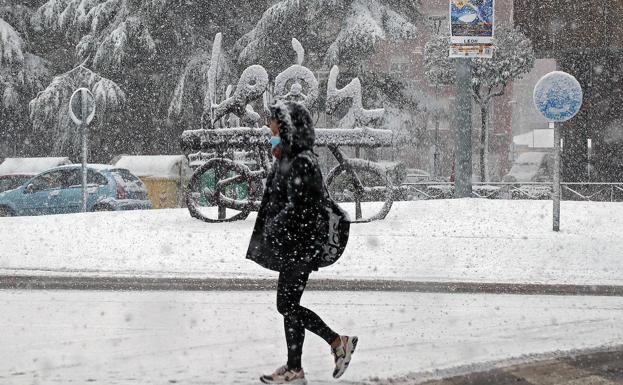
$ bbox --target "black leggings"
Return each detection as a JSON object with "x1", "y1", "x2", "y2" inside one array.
[{"x1": 277, "y1": 269, "x2": 339, "y2": 371}]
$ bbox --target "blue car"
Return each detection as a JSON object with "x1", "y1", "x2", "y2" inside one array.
[{"x1": 0, "y1": 164, "x2": 152, "y2": 217}]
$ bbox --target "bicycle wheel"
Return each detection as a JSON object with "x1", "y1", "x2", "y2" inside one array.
[
  {"x1": 186, "y1": 158, "x2": 259, "y2": 223},
  {"x1": 326, "y1": 158, "x2": 393, "y2": 222}
]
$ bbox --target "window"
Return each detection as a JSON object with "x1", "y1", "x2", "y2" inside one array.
[
  {"x1": 56, "y1": 169, "x2": 109, "y2": 188},
  {"x1": 0, "y1": 177, "x2": 29, "y2": 192},
  {"x1": 111, "y1": 169, "x2": 141, "y2": 184},
  {"x1": 60, "y1": 169, "x2": 82, "y2": 188},
  {"x1": 88, "y1": 170, "x2": 109, "y2": 186},
  {"x1": 29, "y1": 171, "x2": 64, "y2": 192}
]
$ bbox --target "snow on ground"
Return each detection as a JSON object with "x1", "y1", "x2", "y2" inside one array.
[
  {"x1": 1, "y1": 290, "x2": 622, "y2": 385},
  {"x1": 1, "y1": 199, "x2": 622, "y2": 285}
]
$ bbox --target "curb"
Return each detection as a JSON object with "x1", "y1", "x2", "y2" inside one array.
[
  {"x1": 376, "y1": 345, "x2": 623, "y2": 385},
  {"x1": 2, "y1": 275, "x2": 623, "y2": 296}
]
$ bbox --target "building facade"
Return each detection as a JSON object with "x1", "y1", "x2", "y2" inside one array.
[{"x1": 514, "y1": 0, "x2": 623, "y2": 182}]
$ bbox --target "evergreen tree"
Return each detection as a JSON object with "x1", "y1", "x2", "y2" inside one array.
[
  {"x1": 0, "y1": 3, "x2": 50, "y2": 156},
  {"x1": 2, "y1": 0, "x2": 270, "y2": 160},
  {"x1": 235, "y1": 0, "x2": 420, "y2": 75}
]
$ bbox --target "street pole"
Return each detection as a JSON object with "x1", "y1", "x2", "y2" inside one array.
[
  {"x1": 454, "y1": 58, "x2": 473, "y2": 198},
  {"x1": 81, "y1": 92, "x2": 88, "y2": 213},
  {"x1": 533, "y1": 71, "x2": 582, "y2": 232},
  {"x1": 69, "y1": 88, "x2": 95, "y2": 213},
  {"x1": 552, "y1": 121, "x2": 560, "y2": 231},
  {"x1": 429, "y1": 15, "x2": 446, "y2": 180},
  {"x1": 433, "y1": 86, "x2": 440, "y2": 179}
]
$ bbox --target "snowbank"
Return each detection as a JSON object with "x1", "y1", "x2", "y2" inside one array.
[{"x1": 1, "y1": 200, "x2": 622, "y2": 285}]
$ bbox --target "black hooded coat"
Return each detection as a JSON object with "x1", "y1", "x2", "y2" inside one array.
[{"x1": 246, "y1": 102, "x2": 331, "y2": 272}]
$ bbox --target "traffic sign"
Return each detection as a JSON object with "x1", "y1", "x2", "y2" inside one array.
[
  {"x1": 533, "y1": 71, "x2": 583, "y2": 232},
  {"x1": 68, "y1": 87, "x2": 96, "y2": 213},
  {"x1": 69, "y1": 88, "x2": 96, "y2": 126},
  {"x1": 533, "y1": 71, "x2": 583, "y2": 122}
]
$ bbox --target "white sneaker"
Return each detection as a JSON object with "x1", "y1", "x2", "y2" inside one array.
[
  {"x1": 331, "y1": 336, "x2": 358, "y2": 379},
  {"x1": 260, "y1": 365, "x2": 307, "y2": 385}
]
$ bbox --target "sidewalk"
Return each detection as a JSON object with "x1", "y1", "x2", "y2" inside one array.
[
  {"x1": 415, "y1": 348, "x2": 623, "y2": 385},
  {"x1": 1, "y1": 200, "x2": 622, "y2": 287}
]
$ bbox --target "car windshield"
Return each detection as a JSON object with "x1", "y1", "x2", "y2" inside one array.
[{"x1": 0, "y1": 177, "x2": 30, "y2": 192}]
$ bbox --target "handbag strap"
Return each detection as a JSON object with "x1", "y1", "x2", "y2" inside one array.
[{"x1": 298, "y1": 150, "x2": 332, "y2": 200}]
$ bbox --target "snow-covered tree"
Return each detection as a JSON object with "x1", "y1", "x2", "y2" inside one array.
[
  {"x1": 30, "y1": 0, "x2": 272, "y2": 74},
  {"x1": 168, "y1": 33, "x2": 236, "y2": 130},
  {"x1": 29, "y1": 0, "x2": 170, "y2": 74},
  {"x1": 24, "y1": 0, "x2": 274, "y2": 156},
  {"x1": 0, "y1": 6, "x2": 51, "y2": 156},
  {"x1": 235, "y1": 0, "x2": 419, "y2": 74},
  {"x1": 424, "y1": 26, "x2": 535, "y2": 182},
  {"x1": 29, "y1": 64, "x2": 125, "y2": 159}
]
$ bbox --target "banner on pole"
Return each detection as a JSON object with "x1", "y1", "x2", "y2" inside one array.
[{"x1": 449, "y1": 0, "x2": 494, "y2": 58}]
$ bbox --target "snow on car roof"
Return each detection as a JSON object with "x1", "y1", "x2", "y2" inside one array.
[
  {"x1": 113, "y1": 155, "x2": 190, "y2": 178},
  {"x1": 0, "y1": 157, "x2": 71, "y2": 176},
  {"x1": 53, "y1": 164, "x2": 118, "y2": 171}
]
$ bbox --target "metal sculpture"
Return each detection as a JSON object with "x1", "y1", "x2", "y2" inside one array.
[{"x1": 181, "y1": 35, "x2": 398, "y2": 223}]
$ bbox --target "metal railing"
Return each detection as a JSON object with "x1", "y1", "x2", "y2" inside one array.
[{"x1": 398, "y1": 181, "x2": 623, "y2": 202}]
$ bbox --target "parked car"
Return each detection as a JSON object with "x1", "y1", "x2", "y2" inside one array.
[
  {"x1": 0, "y1": 164, "x2": 152, "y2": 217},
  {"x1": 0, "y1": 157, "x2": 72, "y2": 193}
]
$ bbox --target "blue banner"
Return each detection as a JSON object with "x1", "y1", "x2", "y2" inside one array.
[{"x1": 450, "y1": 0, "x2": 494, "y2": 41}]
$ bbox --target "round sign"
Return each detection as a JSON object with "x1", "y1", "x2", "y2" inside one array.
[
  {"x1": 69, "y1": 88, "x2": 96, "y2": 125},
  {"x1": 533, "y1": 71, "x2": 583, "y2": 122}
]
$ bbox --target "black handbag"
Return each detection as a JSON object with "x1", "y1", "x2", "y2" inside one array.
[{"x1": 317, "y1": 182, "x2": 351, "y2": 268}]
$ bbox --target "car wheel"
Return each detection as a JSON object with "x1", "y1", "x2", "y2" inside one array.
[
  {"x1": 93, "y1": 204, "x2": 114, "y2": 212},
  {"x1": 0, "y1": 207, "x2": 15, "y2": 217}
]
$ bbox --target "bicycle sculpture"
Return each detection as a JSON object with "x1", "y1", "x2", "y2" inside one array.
[{"x1": 180, "y1": 35, "x2": 396, "y2": 223}]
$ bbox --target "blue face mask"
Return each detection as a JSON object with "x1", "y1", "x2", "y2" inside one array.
[{"x1": 270, "y1": 136, "x2": 281, "y2": 149}]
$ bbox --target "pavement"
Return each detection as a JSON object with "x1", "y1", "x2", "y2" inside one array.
[{"x1": 416, "y1": 348, "x2": 623, "y2": 385}]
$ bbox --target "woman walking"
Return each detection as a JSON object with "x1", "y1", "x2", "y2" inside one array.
[{"x1": 246, "y1": 101, "x2": 357, "y2": 385}]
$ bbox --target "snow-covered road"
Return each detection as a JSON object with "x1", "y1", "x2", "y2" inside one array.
[{"x1": 2, "y1": 290, "x2": 622, "y2": 385}]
